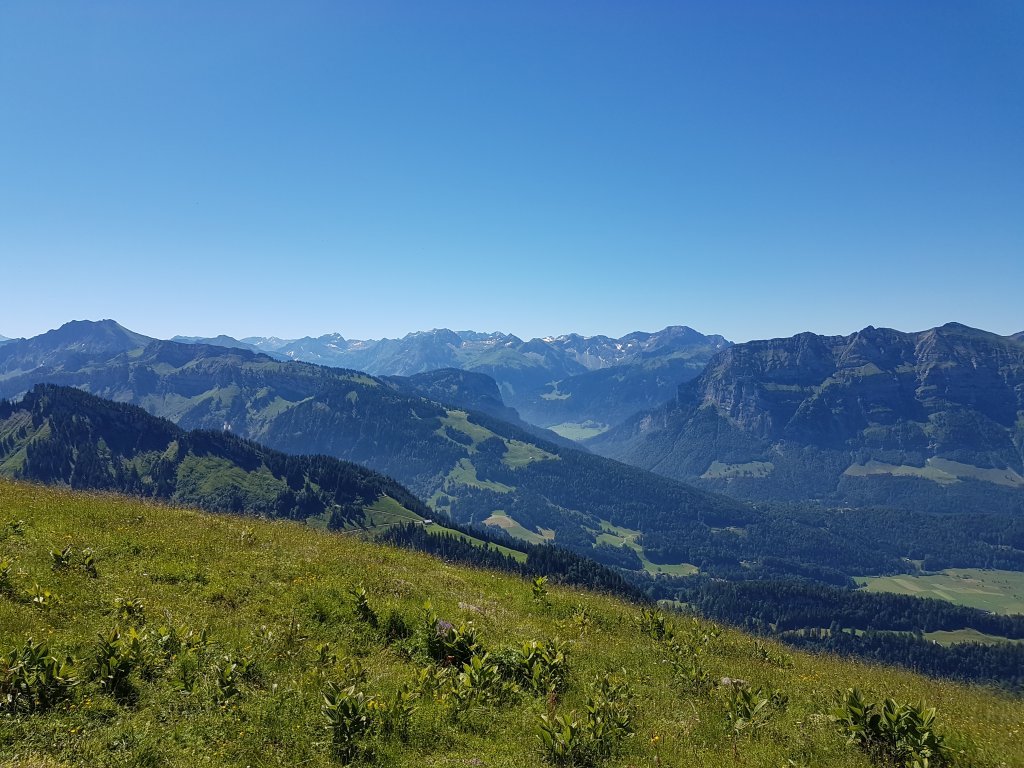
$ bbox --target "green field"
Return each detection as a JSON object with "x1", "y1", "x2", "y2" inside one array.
[
  {"x1": 843, "y1": 458, "x2": 1024, "y2": 488},
  {"x1": 501, "y1": 439, "x2": 558, "y2": 468},
  {"x1": 446, "y1": 457, "x2": 514, "y2": 493},
  {"x1": 483, "y1": 512, "x2": 554, "y2": 545},
  {"x1": 424, "y1": 521, "x2": 528, "y2": 563},
  {"x1": 548, "y1": 421, "x2": 609, "y2": 441},
  {"x1": 924, "y1": 629, "x2": 1023, "y2": 646},
  {"x1": 596, "y1": 520, "x2": 699, "y2": 577},
  {"x1": 857, "y1": 568, "x2": 1024, "y2": 615},
  {"x1": 2, "y1": 480, "x2": 1023, "y2": 767},
  {"x1": 362, "y1": 495, "x2": 422, "y2": 529}
]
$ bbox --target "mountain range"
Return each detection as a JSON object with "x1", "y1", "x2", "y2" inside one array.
[
  {"x1": 4, "y1": 319, "x2": 1023, "y2": 586},
  {"x1": 0, "y1": 320, "x2": 761, "y2": 577},
  {"x1": 590, "y1": 322, "x2": 1024, "y2": 514},
  {"x1": 173, "y1": 325, "x2": 731, "y2": 435}
]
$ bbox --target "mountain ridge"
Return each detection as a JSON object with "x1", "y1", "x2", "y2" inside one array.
[
  {"x1": 590, "y1": 322, "x2": 1024, "y2": 512},
  {"x1": 175, "y1": 324, "x2": 731, "y2": 432}
]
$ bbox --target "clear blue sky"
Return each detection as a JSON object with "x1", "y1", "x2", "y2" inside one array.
[{"x1": 1, "y1": 1, "x2": 1021, "y2": 343}]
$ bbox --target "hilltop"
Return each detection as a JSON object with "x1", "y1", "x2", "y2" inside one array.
[{"x1": 1, "y1": 480, "x2": 1022, "y2": 767}]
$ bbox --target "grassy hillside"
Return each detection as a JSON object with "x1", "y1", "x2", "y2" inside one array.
[{"x1": 1, "y1": 480, "x2": 1022, "y2": 768}]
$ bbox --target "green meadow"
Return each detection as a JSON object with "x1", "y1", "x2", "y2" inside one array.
[{"x1": 1, "y1": 480, "x2": 1021, "y2": 767}]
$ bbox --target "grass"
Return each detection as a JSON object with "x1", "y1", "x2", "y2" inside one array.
[
  {"x1": 425, "y1": 521, "x2": 528, "y2": 563},
  {"x1": 595, "y1": 521, "x2": 699, "y2": 577},
  {"x1": 547, "y1": 421, "x2": 609, "y2": 441},
  {"x1": 361, "y1": 496, "x2": 422, "y2": 530},
  {"x1": 843, "y1": 459, "x2": 1024, "y2": 488},
  {"x1": 857, "y1": 569, "x2": 1024, "y2": 615},
  {"x1": 501, "y1": 440, "x2": 558, "y2": 469},
  {"x1": 437, "y1": 410, "x2": 497, "y2": 447},
  {"x1": 483, "y1": 512, "x2": 554, "y2": 545},
  {"x1": 924, "y1": 629, "x2": 1023, "y2": 646},
  {"x1": 446, "y1": 458, "x2": 514, "y2": 493},
  {"x1": 1, "y1": 479, "x2": 1023, "y2": 767}
]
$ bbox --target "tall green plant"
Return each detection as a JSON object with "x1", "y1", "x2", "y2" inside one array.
[
  {"x1": 0, "y1": 638, "x2": 78, "y2": 714},
  {"x1": 833, "y1": 688, "x2": 949, "y2": 768}
]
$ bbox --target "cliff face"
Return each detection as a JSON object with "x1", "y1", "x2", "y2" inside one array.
[{"x1": 592, "y1": 324, "x2": 1024, "y2": 511}]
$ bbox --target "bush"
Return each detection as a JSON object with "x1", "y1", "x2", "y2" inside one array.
[
  {"x1": 496, "y1": 638, "x2": 571, "y2": 695},
  {"x1": 833, "y1": 688, "x2": 950, "y2": 768},
  {"x1": 538, "y1": 672, "x2": 634, "y2": 766},
  {"x1": 93, "y1": 627, "x2": 151, "y2": 701},
  {"x1": 321, "y1": 682, "x2": 377, "y2": 762},
  {"x1": 0, "y1": 638, "x2": 78, "y2": 714},
  {"x1": 421, "y1": 603, "x2": 481, "y2": 666}
]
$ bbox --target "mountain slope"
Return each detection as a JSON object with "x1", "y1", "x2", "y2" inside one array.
[
  {"x1": 591, "y1": 323, "x2": 1024, "y2": 513},
  {"x1": 0, "y1": 385, "x2": 642, "y2": 598},
  {"x1": 0, "y1": 384, "x2": 431, "y2": 529},
  {"x1": 2, "y1": 479, "x2": 1022, "y2": 767}
]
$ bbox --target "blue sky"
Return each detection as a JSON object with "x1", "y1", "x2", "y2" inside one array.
[{"x1": 1, "y1": 1, "x2": 1021, "y2": 343}]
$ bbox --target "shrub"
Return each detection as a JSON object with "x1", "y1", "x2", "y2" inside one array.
[
  {"x1": 114, "y1": 596, "x2": 146, "y2": 624},
  {"x1": 0, "y1": 557, "x2": 13, "y2": 596},
  {"x1": 351, "y1": 585, "x2": 378, "y2": 628},
  {"x1": 321, "y1": 682, "x2": 377, "y2": 762},
  {"x1": 532, "y1": 576, "x2": 549, "y2": 602},
  {"x1": 29, "y1": 583, "x2": 56, "y2": 610},
  {"x1": 421, "y1": 603, "x2": 481, "y2": 666},
  {"x1": 212, "y1": 656, "x2": 243, "y2": 707},
  {"x1": 537, "y1": 672, "x2": 634, "y2": 766},
  {"x1": 93, "y1": 627, "x2": 151, "y2": 701},
  {"x1": 635, "y1": 608, "x2": 673, "y2": 643},
  {"x1": 833, "y1": 688, "x2": 950, "y2": 768},
  {"x1": 664, "y1": 642, "x2": 714, "y2": 696},
  {"x1": 724, "y1": 683, "x2": 788, "y2": 739},
  {"x1": 497, "y1": 638, "x2": 571, "y2": 695},
  {"x1": 382, "y1": 608, "x2": 411, "y2": 643},
  {"x1": 81, "y1": 548, "x2": 98, "y2": 578},
  {"x1": 49, "y1": 545, "x2": 72, "y2": 571},
  {"x1": 0, "y1": 638, "x2": 78, "y2": 714}
]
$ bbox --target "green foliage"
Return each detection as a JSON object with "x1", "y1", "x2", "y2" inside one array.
[
  {"x1": 724, "y1": 682, "x2": 788, "y2": 739},
  {"x1": 0, "y1": 638, "x2": 78, "y2": 713},
  {"x1": 0, "y1": 556, "x2": 13, "y2": 596},
  {"x1": 664, "y1": 642, "x2": 714, "y2": 696},
  {"x1": 92, "y1": 627, "x2": 151, "y2": 701},
  {"x1": 496, "y1": 638, "x2": 571, "y2": 695},
  {"x1": 532, "y1": 575, "x2": 549, "y2": 602},
  {"x1": 421, "y1": 603, "x2": 481, "y2": 666},
  {"x1": 0, "y1": 480, "x2": 1020, "y2": 768},
  {"x1": 28, "y1": 582, "x2": 56, "y2": 609},
  {"x1": 635, "y1": 608, "x2": 673, "y2": 642},
  {"x1": 381, "y1": 607, "x2": 411, "y2": 643},
  {"x1": 537, "y1": 673, "x2": 635, "y2": 766},
  {"x1": 212, "y1": 655, "x2": 244, "y2": 707},
  {"x1": 81, "y1": 546, "x2": 98, "y2": 578},
  {"x1": 49, "y1": 544, "x2": 72, "y2": 570},
  {"x1": 114, "y1": 595, "x2": 146, "y2": 624},
  {"x1": 321, "y1": 682, "x2": 377, "y2": 762},
  {"x1": 432, "y1": 652, "x2": 520, "y2": 722},
  {"x1": 351, "y1": 584, "x2": 378, "y2": 628},
  {"x1": 833, "y1": 688, "x2": 950, "y2": 768}
]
